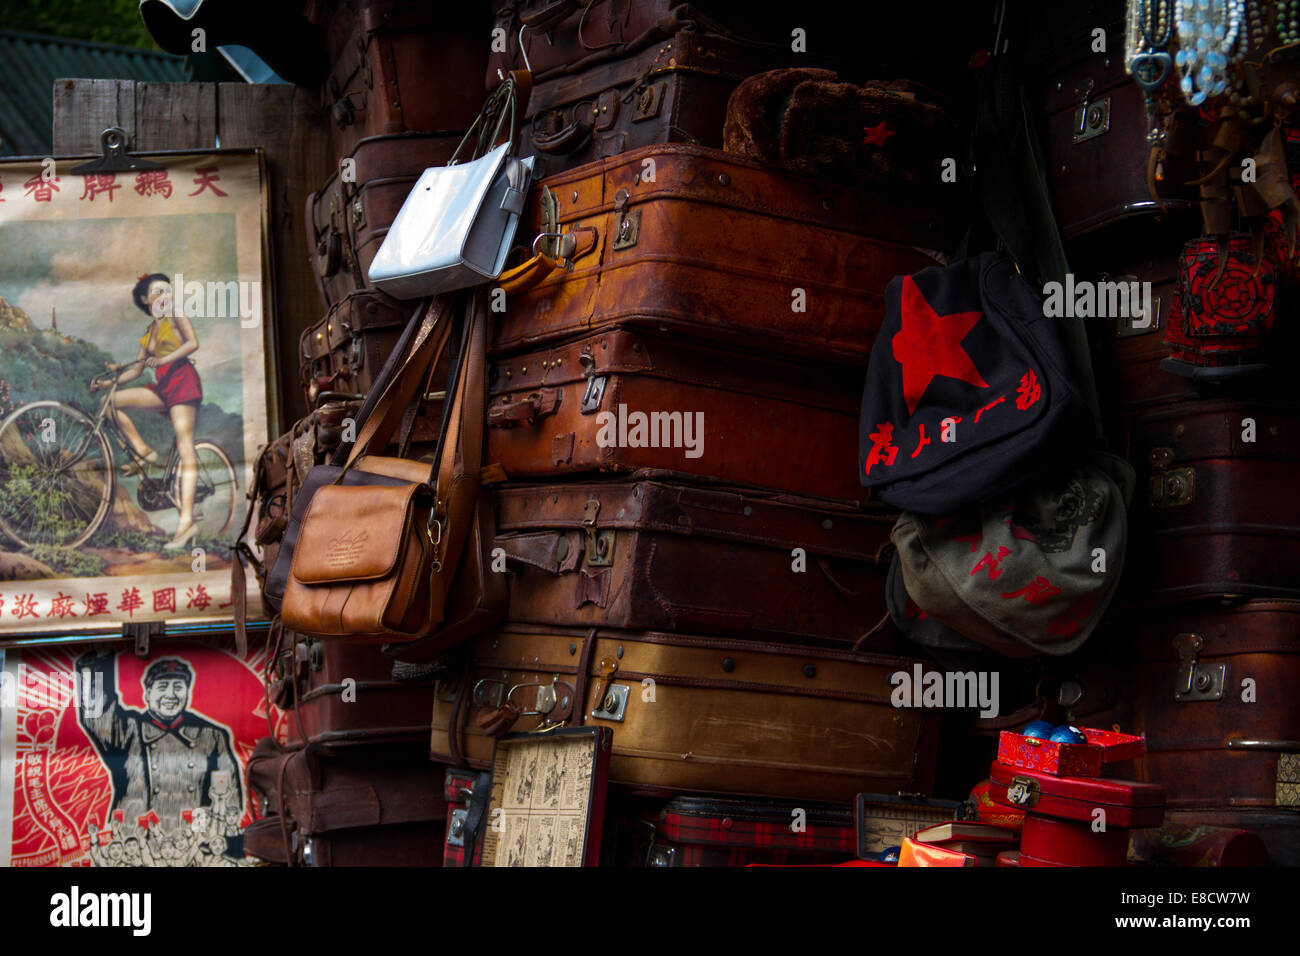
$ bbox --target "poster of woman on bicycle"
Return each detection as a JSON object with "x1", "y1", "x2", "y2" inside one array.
[{"x1": 0, "y1": 150, "x2": 273, "y2": 634}]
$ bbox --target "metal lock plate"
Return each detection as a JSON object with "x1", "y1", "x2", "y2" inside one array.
[
  {"x1": 631, "y1": 81, "x2": 666, "y2": 122},
  {"x1": 446, "y1": 808, "x2": 468, "y2": 847},
  {"x1": 590, "y1": 683, "x2": 629, "y2": 721},
  {"x1": 347, "y1": 335, "x2": 364, "y2": 372},
  {"x1": 586, "y1": 529, "x2": 615, "y2": 566},
  {"x1": 581, "y1": 374, "x2": 607, "y2": 414},
  {"x1": 1173, "y1": 633, "x2": 1225, "y2": 701},
  {"x1": 1111, "y1": 275, "x2": 1161, "y2": 336},
  {"x1": 1005, "y1": 775, "x2": 1041, "y2": 808},
  {"x1": 351, "y1": 196, "x2": 366, "y2": 231},
  {"x1": 1073, "y1": 95, "x2": 1110, "y2": 144},
  {"x1": 1148, "y1": 466, "x2": 1195, "y2": 509},
  {"x1": 612, "y1": 208, "x2": 641, "y2": 250}
]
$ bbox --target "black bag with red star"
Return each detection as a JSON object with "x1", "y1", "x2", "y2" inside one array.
[{"x1": 859, "y1": 252, "x2": 1088, "y2": 513}]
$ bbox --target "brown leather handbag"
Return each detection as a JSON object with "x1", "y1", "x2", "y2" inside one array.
[{"x1": 279, "y1": 292, "x2": 487, "y2": 643}]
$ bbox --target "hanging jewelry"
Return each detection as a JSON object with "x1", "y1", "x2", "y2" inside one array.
[{"x1": 1175, "y1": 0, "x2": 1244, "y2": 107}]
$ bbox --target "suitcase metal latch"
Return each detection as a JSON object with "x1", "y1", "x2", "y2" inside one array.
[
  {"x1": 612, "y1": 189, "x2": 640, "y2": 250},
  {"x1": 631, "y1": 81, "x2": 666, "y2": 122},
  {"x1": 1072, "y1": 78, "x2": 1110, "y2": 144},
  {"x1": 1173, "y1": 633, "x2": 1225, "y2": 701},
  {"x1": 583, "y1": 495, "x2": 615, "y2": 566},
  {"x1": 1148, "y1": 447, "x2": 1195, "y2": 509},
  {"x1": 579, "y1": 351, "x2": 607, "y2": 413},
  {"x1": 1005, "y1": 775, "x2": 1041, "y2": 808}
]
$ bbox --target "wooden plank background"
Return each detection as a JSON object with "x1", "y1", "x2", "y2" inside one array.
[{"x1": 52, "y1": 78, "x2": 333, "y2": 431}]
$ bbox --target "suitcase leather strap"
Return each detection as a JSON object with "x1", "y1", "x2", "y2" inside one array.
[{"x1": 459, "y1": 770, "x2": 493, "y2": 867}]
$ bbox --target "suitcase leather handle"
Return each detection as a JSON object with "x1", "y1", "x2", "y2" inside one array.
[
  {"x1": 532, "y1": 116, "x2": 593, "y2": 154},
  {"x1": 497, "y1": 226, "x2": 598, "y2": 295},
  {"x1": 487, "y1": 388, "x2": 562, "y2": 427},
  {"x1": 519, "y1": 0, "x2": 581, "y2": 32}
]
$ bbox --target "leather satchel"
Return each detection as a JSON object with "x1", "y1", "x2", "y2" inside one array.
[{"x1": 279, "y1": 291, "x2": 488, "y2": 643}]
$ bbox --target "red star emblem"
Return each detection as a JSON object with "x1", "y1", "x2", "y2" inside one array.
[
  {"x1": 863, "y1": 121, "x2": 895, "y2": 147},
  {"x1": 891, "y1": 275, "x2": 989, "y2": 415}
]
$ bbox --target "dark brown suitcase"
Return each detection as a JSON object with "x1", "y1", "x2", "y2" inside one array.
[
  {"x1": 298, "y1": 290, "x2": 452, "y2": 412},
  {"x1": 492, "y1": 144, "x2": 946, "y2": 362},
  {"x1": 430, "y1": 623, "x2": 939, "y2": 803},
  {"x1": 316, "y1": 0, "x2": 487, "y2": 160},
  {"x1": 268, "y1": 631, "x2": 438, "y2": 751},
  {"x1": 491, "y1": 475, "x2": 893, "y2": 642},
  {"x1": 306, "y1": 132, "x2": 461, "y2": 311},
  {"x1": 1089, "y1": 601, "x2": 1300, "y2": 865},
  {"x1": 486, "y1": 0, "x2": 751, "y2": 85},
  {"x1": 518, "y1": 28, "x2": 798, "y2": 178},
  {"x1": 244, "y1": 739, "x2": 447, "y2": 866},
  {"x1": 486, "y1": 329, "x2": 864, "y2": 501},
  {"x1": 1039, "y1": 22, "x2": 1195, "y2": 239},
  {"x1": 1122, "y1": 399, "x2": 1300, "y2": 603}
]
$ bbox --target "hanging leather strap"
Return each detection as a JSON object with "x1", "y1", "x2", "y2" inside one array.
[{"x1": 460, "y1": 769, "x2": 493, "y2": 867}]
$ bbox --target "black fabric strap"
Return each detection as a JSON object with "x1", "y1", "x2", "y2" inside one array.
[{"x1": 460, "y1": 770, "x2": 493, "y2": 867}]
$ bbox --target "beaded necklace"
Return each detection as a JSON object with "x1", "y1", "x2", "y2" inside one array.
[
  {"x1": 1174, "y1": 0, "x2": 1244, "y2": 106},
  {"x1": 1279, "y1": 0, "x2": 1300, "y2": 43}
]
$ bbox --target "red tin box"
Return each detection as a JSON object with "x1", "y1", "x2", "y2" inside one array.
[
  {"x1": 989, "y1": 761, "x2": 1165, "y2": 867},
  {"x1": 996, "y1": 726, "x2": 1146, "y2": 777}
]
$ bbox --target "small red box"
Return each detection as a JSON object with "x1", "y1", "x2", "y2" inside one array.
[
  {"x1": 989, "y1": 762, "x2": 1166, "y2": 867},
  {"x1": 996, "y1": 726, "x2": 1146, "y2": 777}
]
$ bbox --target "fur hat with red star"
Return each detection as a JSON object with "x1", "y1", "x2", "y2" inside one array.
[{"x1": 859, "y1": 253, "x2": 1087, "y2": 514}]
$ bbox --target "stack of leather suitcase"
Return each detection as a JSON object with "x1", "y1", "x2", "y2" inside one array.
[
  {"x1": 1031, "y1": 10, "x2": 1300, "y2": 867},
  {"x1": 427, "y1": 2, "x2": 967, "y2": 868}
]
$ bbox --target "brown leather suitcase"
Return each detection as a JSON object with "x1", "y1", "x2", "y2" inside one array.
[
  {"x1": 267, "y1": 630, "x2": 438, "y2": 751},
  {"x1": 1038, "y1": 22, "x2": 1195, "y2": 239},
  {"x1": 297, "y1": 291, "x2": 453, "y2": 413},
  {"x1": 1122, "y1": 399, "x2": 1300, "y2": 603},
  {"x1": 1089, "y1": 601, "x2": 1300, "y2": 865},
  {"x1": 491, "y1": 144, "x2": 946, "y2": 362},
  {"x1": 306, "y1": 132, "x2": 461, "y2": 311},
  {"x1": 486, "y1": 329, "x2": 864, "y2": 501},
  {"x1": 517, "y1": 28, "x2": 799, "y2": 178},
  {"x1": 491, "y1": 475, "x2": 893, "y2": 641},
  {"x1": 486, "y1": 0, "x2": 753, "y2": 85},
  {"x1": 244, "y1": 739, "x2": 447, "y2": 866},
  {"x1": 316, "y1": 0, "x2": 487, "y2": 160},
  {"x1": 430, "y1": 624, "x2": 939, "y2": 803}
]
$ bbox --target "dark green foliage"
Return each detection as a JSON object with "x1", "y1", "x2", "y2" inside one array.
[{"x1": 0, "y1": 0, "x2": 158, "y2": 51}]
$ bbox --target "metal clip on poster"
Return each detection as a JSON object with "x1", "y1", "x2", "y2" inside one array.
[{"x1": 70, "y1": 127, "x2": 166, "y2": 175}]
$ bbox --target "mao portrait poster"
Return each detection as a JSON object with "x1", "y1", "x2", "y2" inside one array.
[
  {"x1": 0, "y1": 150, "x2": 273, "y2": 633},
  {"x1": 0, "y1": 635, "x2": 289, "y2": 866}
]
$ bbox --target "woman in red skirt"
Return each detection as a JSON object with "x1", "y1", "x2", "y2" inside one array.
[{"x1": 91, "y1": 273, "x2": 203, "y2": 551}]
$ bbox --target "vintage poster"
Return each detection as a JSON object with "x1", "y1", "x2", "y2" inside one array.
[
  {"x1": 0, "y1": 634, "x2": 286, "y2": 866},
  {"x1": 0, "y1": 150, "x2": 272, "y2": 633}
]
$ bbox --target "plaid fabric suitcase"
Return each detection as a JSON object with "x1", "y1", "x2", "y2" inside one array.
[
  {"x1": 490, "y1": 144, "x2": 946, "y2": 363},
  {"x1": 315, "y1": 0, "x2": 486, "y2": 160},
  {"x1": 492, "y1": 475, "x2": 894, "y2": 642},
  {"x1": 306, "y1": 132, "x2": 461, "y2": 311},
  {"x1": 603, "y1": 793, "x2": 856, "y2": 866},
  {"x1": 487, "y1": 329, "x2": 866, "y2": 501},
  {"x1": 244, "y1": 739, "x2": 447, "y2": 866},
  {"x1": 431, "y1": 624, "x2": 939, "y2": 803},
  {"x1": 442, "y1": 768, "x2": 486, "y2": 867}
]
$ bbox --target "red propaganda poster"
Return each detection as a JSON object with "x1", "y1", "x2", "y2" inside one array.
[{"x1": 0, "y1": 634, "x2": 285, "y2": 866}]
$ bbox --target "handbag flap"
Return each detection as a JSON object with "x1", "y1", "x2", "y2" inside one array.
[{"x1": 292, "y1": 483, "x2": 426, "y2": 584}]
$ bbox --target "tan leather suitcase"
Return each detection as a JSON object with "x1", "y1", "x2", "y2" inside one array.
[
  {"x1": 430, "y1": 624, "x2": 939, "y2": 803},
  {"x1": 491, "y1": 144, "x2": 947, "y2": 362}
]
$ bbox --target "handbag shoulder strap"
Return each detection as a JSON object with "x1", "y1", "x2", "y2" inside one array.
[{"x1": 343, "y1": 297, "x2": 457, "y2": 470}]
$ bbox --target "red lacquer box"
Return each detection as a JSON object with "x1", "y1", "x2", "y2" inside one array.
[
  {"x1": 989, "y1": 761, "x2": 1165, "y2": 867},
  {"x1": 996, "y1": 726, "x2": 1146, "y2": 777}
]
